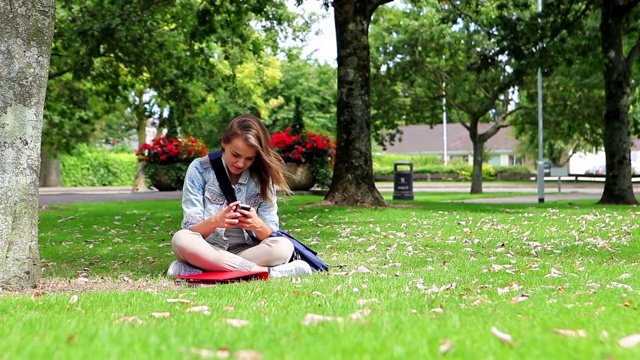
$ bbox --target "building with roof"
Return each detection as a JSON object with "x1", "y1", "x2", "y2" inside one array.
[
  {"x1": 382, "y1": 123, "x2": 640, "y2": 174},
  {"x1": 381, "y1": 124, "x2": 526, "y2": 166}
]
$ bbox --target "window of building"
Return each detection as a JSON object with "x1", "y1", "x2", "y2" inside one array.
[{"x1": 508, "y1": 155, "x2": 525, "y2": 166}]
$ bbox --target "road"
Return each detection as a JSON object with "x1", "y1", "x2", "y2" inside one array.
[{"x1": 38, "y1": 182, "x2": 633, "y2": 206}]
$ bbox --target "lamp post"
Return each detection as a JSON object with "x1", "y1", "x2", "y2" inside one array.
[
  {"x1": 443, "y1": 81, "x2": 448, "y2": 165},
  {"x1": 536, "y1": 0, "x2": 545, "y2": 203}
]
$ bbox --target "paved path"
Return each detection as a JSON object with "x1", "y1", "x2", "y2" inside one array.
[{"x1": 38, "y1": 182, "x2": 635, "y2": 206}]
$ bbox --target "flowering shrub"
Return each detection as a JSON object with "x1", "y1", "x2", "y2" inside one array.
[
  {"x1": 136, "y1": 136, "x2": 208, "y2": 190},
  {"x1": 270, "y1": 127, "x2": 336, "y2": 189}
]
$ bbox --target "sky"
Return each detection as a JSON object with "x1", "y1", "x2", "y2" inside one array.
[
  {"x1": 287, "y1": 1, "x2": 337, "y2": 65},
  {"x1": 287, "y1": 1, "x2": 404, "y2": 64}
]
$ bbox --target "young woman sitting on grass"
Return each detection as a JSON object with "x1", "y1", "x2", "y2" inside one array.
[{"x1": 167, "y1": 114, "x2": 312, "y2": 278}]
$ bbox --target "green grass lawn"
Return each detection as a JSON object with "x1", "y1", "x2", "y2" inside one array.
[{"x1": 2, "y1": 193, "x2": 640, "y2": 359}]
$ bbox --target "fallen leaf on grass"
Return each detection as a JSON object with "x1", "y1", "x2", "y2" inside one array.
[
  {"x1": 189, "y1": 347, "x2": 218, "y2": 358},
  {"x1": 167, "y1": 298, "x2": 193, "y2": 304},
  {"x1": 354, "y1": 266, "x2": 371, "y2": 273},
  {"x1": 303, "y1": 313, "x2": 340, "y2": 325},
  {"x1": 545, "y1": 268, "x2": 563, "y2": 278},
  {"x1": 510, "y1": 293, "x2": 530, "y2": 304},
  {"x1": 68, "y1": 295, "x2": 79, "y2": 304},
  {"x1": 348, "y1": 308, "x2": 372, "y2": 321},
  {"x1": 553, "y1": 329, "x2": 587, "y2": 338},
  {"x1": 491, "y1": 326, "x2": 513, "y2": 345},
  {"x1": 490, "y1": 264, "x2": 504, "y2": 271},
  {"x1": 116, "y1": 316, "x2": 143, "y2": 325},
  {"x1": 606, "y1": 282, "x2": 634, "y2": 291},
  {"x1": 618, "y1": 300, "x2": 634, "y2": 308},
  {"x1": 303, "y1": 308, "x2": 372, "y2": 326},
  {"x1": 224, "y1": 318, "x2": 250, "y2": 327},
  {"x1": 618, "y1": 334, "x2": 640, "y2": 348},
  {"x1": 234, "y1": 349, "x2": 263, "y2": 360},
  {"x1": 150, "y1": 312, "x2": 171, "y2": 319},
  {"x1": 186, "y1": 305, "x2": 210, "y2": 315},
  {"x1": 357, "y1": 298, "x2": 379, "y2": 306},
  {"x1": 439, "y1": 339, "x2": 454, "y2": 354}
]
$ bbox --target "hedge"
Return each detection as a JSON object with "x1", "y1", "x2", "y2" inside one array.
[
  {"x1": 59, "y1": 148, "x2": 535, "y2": 186},
  {"x1": 60, "y1": 145, "x2": 138, "y2": 187}
]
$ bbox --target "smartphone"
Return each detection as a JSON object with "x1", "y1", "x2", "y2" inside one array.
[{"x1": 234, "y1": 204, "x2": 251, "y2": 215}]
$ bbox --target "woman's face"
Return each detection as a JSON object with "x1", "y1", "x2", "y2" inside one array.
[{"x1": 222, "y1": 137, "x2": 258, "y2": 176}]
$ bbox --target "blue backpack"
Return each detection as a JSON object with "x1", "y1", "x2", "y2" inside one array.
[{"x1": 208, "y1": 151, "x2": 329, "y2": 272}]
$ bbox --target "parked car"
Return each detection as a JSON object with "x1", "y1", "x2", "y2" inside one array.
[{"x1": 585, "y1": 165, "x2": 606, "y2": 175}]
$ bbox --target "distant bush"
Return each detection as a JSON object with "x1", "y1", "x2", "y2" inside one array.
[
  {"x1": 456, "y1": 164, "x2": 497, "y2": 181},
  {"x1": 373, "y1": 154, "x2": 444, "y2": 175},
  {"x1": 373, "y1": 154, "x2": 534, "y2": 181},
  {"x1": 494, "y1": 165, "x2": 534, "y2": 175},
  {"x1": 61, "y1": 144, "x2": 137, "y2": 187}
]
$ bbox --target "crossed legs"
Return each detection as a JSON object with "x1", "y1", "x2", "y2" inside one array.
[{"x1": 171, "y1": 229, "x2": 293, "y2": 272}]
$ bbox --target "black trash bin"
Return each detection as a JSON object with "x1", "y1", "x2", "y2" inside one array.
[{"x1": 393, "y1": 161, "x2": 414, "y2": 200}]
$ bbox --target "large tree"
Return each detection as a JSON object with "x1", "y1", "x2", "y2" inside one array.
[
  {"x1": 598, "y1": 0, "x2": 640, "y2": 204},
  {"x1": 513, "y1": 14, "x2": 606, "y2": 166},
  {"x1": 370, "y1": 1, "x2": 533, "y2": 194},
  {"x1": 0, "y1": 0, "x2": 56, "y2": 290},
  {"x1": 44, "y1": 0, "x2": 299, "y2": 189},
  {"x1": 320, "y1": 0, "x2": 391, "y2": 206}
]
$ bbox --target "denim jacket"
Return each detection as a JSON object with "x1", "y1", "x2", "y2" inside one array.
[{"x1": 181, "y1": 154, "x2": 280, "y2": 249}]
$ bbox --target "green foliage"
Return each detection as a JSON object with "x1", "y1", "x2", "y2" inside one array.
[
  {"x1": 47, "y1": 0, "x2": 305, "y2": 157},
  {"x1": 141, "y1": 163, "x2": 192, "y2": 191},
  {"x1": 513, "y1": 13, "x2": 607, "y2": 164},
  {"x1": 60, "y1": 144, "x2": 137, "y2": 187},
  {"x1": 372, "y1": 155, "x2": 533, "y2": 179},
  {"x1": 372, "y1": 154, "x2": 442, "y2": 174},
  {"x1": 494, "y1": 165, "x2": 534, "y2": 175},
  {"x1": 456, "y1": 164, "x2": 498, "y2": 181},
  {"x1": 262, "y1": 56, "x2": 337, "y2": 136}
]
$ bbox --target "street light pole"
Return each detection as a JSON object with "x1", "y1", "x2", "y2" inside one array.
[
  {"x1": 536, "y1": 0, "x2": 545, "y2": 203},
  {"x1": 443, "y1": 81, "x2": 448, "y2": 165}
]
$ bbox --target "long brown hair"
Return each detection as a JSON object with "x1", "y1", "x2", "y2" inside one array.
[{"x1": 220, "y1": 114, "x2": 290, "y2": 201}]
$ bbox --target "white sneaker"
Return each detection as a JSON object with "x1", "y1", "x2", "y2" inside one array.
[
  {"x1": 269, "y1": 260, "x2": 313, "y2": 278},
  {"x1": 167, "y1": 260, "x2": 203, "y2": 277}
]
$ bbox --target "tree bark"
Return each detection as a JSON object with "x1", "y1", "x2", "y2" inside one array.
[
  {"x1": 0, "y1": 0, "x2": 56, "y2": 289},
  {"x1": 598, "y1": 1, "x2": 638, "y2": 205},
  {"x1": 39, "y1": 152, "x2": 62, "y2": 187},
  {"x1": 132, "y1": 89, "x2": 149, "y2": 192},
  {"x1": 324, "y1": 0, "x2": 389, "y2": 207},
  {"x1": 470, "y1": 138, "x2": 484, "y2": 194}
]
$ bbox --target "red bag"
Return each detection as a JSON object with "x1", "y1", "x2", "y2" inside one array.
[{"x1": 176, "y1": 270, "x2": 268, "y2": 285}]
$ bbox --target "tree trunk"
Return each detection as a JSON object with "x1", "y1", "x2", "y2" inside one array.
[
  {"x1": 39, "y1": 151, "x2": 61, "y2": 187},
  {"x1": 0, "y1": 0, "x2": 55, "y2": 290},
  {"x1": 598, "y1": 1, "x2": 638, "y2": 205},
  {"x1": 324, "y1": 0, "x2": 387, "y2": 207},
  {"x1": 132, "y1": 89, "x2": 149, "y2": 192},
  {"x1": 470, "y1": 138, "x2": 484, "y2": 194},
  {"x1": 132, "y1": 123, "x2": 147, "y2": 192}
]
